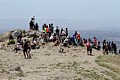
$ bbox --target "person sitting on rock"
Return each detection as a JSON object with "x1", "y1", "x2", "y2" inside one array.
[
  {"x1": 32, "y1": 38, "x2": 37, "y2": 49},
  {"x1": 63, "y1": 37, "x2": 68, "y2": 47},
  {"x1": 17, "y1": 33, "x2": 22, "y2": 43},
  {"x1": 9, "y1": 34, "x2": 14, "y2": 42},
  {"x1": 49, "y1": 34, "x2": 55, "y2": 42},
  {"x1": 54, "y1": 38, "x2": 60, "y2": 46},
  {"x1": 34, "y1": 23, "x2": 39, "y2": 31},
  {"x1": 59, "y1": 42, "x2": 64, "y2": 53},
  {"x1": 13, "y1": 43, "x2": 22, "y2": 53}
]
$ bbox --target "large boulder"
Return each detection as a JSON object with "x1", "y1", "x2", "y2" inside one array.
[
  {"x1": 0, "y1": 32, "x2": 10, "y2": 42},
  {"x1": 11, "y1": 30, "x2": 22, "y2": 38},
  {"x1": 10, "y1": 63, "x2": 22, "y2": 72},
  {"x1": 27, "y1": 30, "x2": 42, "y2": 37}
]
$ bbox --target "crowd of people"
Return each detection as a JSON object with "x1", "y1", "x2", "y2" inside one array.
[
  {"x1": 8, "y1": 17, "x2": 119, "y2": 59},
  {"x1": 103, "y1": 40, "x2": 117, "y2": 55}
]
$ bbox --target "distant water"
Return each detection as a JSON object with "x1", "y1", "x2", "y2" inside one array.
[{"x1": 0, "y1": 18, "x2": 120, "y2": 49}]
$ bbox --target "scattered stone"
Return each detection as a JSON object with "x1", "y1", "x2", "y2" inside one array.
[{"x1": 10, "y1": 64, "x2": 22, "y2": 72}]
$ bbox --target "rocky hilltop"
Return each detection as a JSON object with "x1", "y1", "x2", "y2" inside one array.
[{"x1": 0, "y1": 30, "x2": 120, "y2": 80}]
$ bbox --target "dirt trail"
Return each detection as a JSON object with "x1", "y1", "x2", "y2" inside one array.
[{"x1": 0, "y1": 43, "x2": 114, "y2": 80}]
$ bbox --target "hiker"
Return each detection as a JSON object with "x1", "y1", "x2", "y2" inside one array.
[
  {"x1": 65, "y1": 28, "x2": 68, "y2": 37},
  {"x1": 32, "y1": 16, "x2": 35, "y2": 22},
  {"x1": 27, "y1": 40, "x2": 31, "y2": 59},
  {"x1": 97, "y1": 41, "x2": 101, "y2": 50},
  {"x1": 61, "y1": 29, "x2": 66, "y2": 36},
  {"x1": 35, "y1": 23, "x2": 39, "y2": 31},
  {"x1": 111, "y1": 41, "x2": 114, "y2": 53},
  {"x1": 48, "y1": 24, "x2": 52, "y2": 37},
  {"x1": 60, "y1": 28, "x2": 63, "y2": 36},
  {"x1": 93, "y1": 37, "x2": 97, "y2": 48},
  {"x1": 71, "y1": 35, "x2": 76, "y2": 46},
  {"x1": 46, "y1": 27, "x2": 49, "y2": 33},
  {"x1": 55, "y1": 26, "x2": 60, "y2": 36},
  {"x1": 59, "y1": 42, "x2": 64, "y2": 52},
  {"x1": 105, "y1": 42, "x2": 109, "y2": 55},
  {"x1": 89, "y1": 42, "x2": 93, "y2": 55},
  {"x1": 108, "y1": 42, "x2": 111, "y2": 53},
  {"x1": 67, "y1": 36, "x2": 72, "y2": 45},
  {"x1": 63, "y1": 37, "x2": 68, "y2": 47},
  {"x1": 49, "y1": 23, "x2": 54, "y2": 34},
  {"x1": 29, "y1": 18, "x2": 34, "y2": 30},
  {"x1": 32, "y1": 33, "x2": 37, "y2": 41},
  {"x1": 49, "y1": 34, "x2": 55, "y2": 42},
  {"x1": 113, "y1": 43, "x2": 117, "y2": 54},
  {"x1": 42, "y1": 24, "x2": 45, "y2": 31},
  {"x1": 13, "y1": 43, "x2": 22, "y2": 53},
  {"x1": 86, "y1": 41, "x2": 90, "y2": 55},
  {"x1": 32, "y1": 38, "x2": 37, "y2": 49},
  {"x1": 23, "y1": 39, "x2": 28, "y2": 59},
  {"x1": 77, "y1": 32, "x2": 80, "y2": 45},
  {"x1": 39, "y1": 34, "x2": 45, "y2": 48},
  {"x1": 74, "y1": 31, "x2": 77, "y2": 38},
  {"x1": 102, "y1": 39, "x2": 106, "y2": 54},
  {"x1": 83, "y1": 38, "x2": 87, "y2": 44},
  {"x1": 80, "y1": 38, "x2": 84, "y2": 47},
  {"x1": 9, "y1": 34, "x2": 14, "y2": 42},
  {"x1": 54, "y1": 38, "x2": 60, "y2": 46},
  {"x1": 17, "y1": 33, "x2": 22, "y2": 43}
]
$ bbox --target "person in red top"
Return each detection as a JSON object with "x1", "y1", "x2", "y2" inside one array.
[
  {"x1": 46, "y1": 27, "x2": 49, "y2": 33},
  {"x1": 86, "y1": 41, "x2": 90, "y2": 55},
  {"x1": 77, "y1": 33, "x2": 80, "y2": 45}
]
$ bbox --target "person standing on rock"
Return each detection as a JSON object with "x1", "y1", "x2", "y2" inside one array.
[
  {"x1": 65, "y1": 28, "x2": 68, "y2": 37},
  {"x1": 29, "y1": 17, "x2": 35, "y2": 30},
  {"x1": 34, "y1": 23, "x2": 39, "y2": 31}
]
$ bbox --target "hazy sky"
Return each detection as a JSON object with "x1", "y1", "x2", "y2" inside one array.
[
  {"x1": 0, "y1": 0, "x2": 120, "y2": 31},
  {"x1": 0, "y1": 0, "x2": 119, "y2": 19}
]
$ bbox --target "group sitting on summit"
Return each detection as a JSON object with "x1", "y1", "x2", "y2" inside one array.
[{"x1": 8, "y1": 16, "x2": 119, "y2": 59}]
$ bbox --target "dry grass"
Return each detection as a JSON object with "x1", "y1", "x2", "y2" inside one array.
[
  {"x1": 95, "y1": 55, "x2": 120, "y2": 80},
  {"x1": 49, "y1": 61, "x2": 107, "y2": 80}
]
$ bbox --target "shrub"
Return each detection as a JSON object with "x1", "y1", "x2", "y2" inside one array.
[{"x1": 7, "y1": 40, "x2": 15, "y2": 45}]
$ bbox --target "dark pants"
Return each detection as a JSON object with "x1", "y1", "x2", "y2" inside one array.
[{"x1": 14, "y1": 48, "x2": 20, "y2": 53}]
